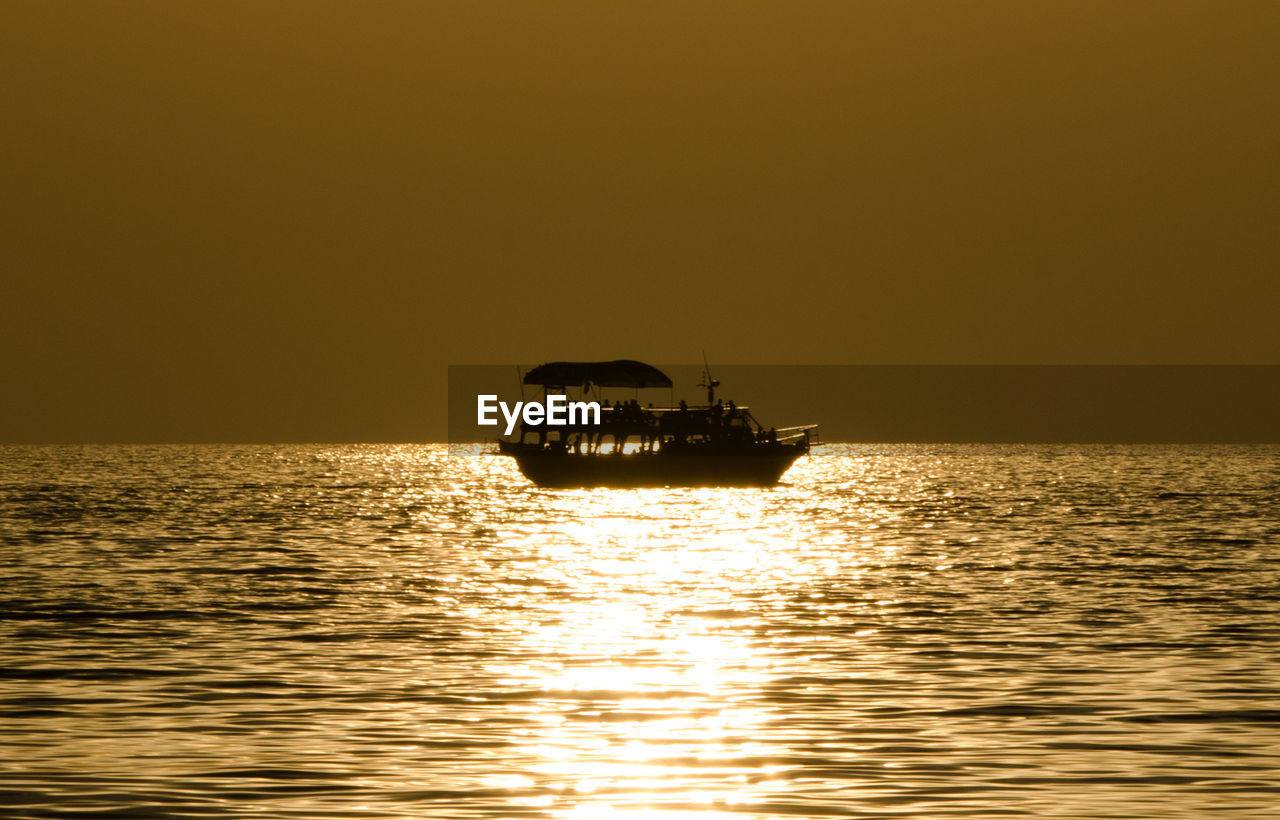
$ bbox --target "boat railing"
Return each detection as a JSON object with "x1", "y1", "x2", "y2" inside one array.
[
  {"x1": 510, "y1": 404, "x2": 819, "y2": 452},
  {"x1": 774, "y1": 424, "x2": 821, "y2": 447}
]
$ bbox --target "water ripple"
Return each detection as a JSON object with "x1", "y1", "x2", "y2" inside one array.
[{"x1": 1, "y1": 443, "x2": 1279, "y2": 818}]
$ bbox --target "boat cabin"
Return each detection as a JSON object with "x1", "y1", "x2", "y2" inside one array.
[{"x1": 504, "y1": 360, "x2": 815, "y2": 456}]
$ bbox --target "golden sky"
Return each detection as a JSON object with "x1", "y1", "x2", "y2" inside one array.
[{"x1": 3, "y1": 2, "x2": 1278, "y2": 440}]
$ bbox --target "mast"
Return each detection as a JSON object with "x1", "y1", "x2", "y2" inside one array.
[{"x1": 697, "y1": 350, "x2": 720, "y2": 406}]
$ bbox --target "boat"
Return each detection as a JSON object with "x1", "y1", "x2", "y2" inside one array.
[{"x1": 497, "y1": 360, "x2": 818, "y2": 488}]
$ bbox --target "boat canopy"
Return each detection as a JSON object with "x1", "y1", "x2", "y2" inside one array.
[{"x1": 523, "y1": 360, "x2": 673, "y2": 389}]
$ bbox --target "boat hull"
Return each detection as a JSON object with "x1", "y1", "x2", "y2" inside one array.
[{"x1": 502, "y1": 444, "x2": 806, "y2": 488}]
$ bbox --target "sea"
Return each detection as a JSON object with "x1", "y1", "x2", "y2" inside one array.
[{"x1": 2, "y1": 444, "x2": 1278, "y2": 819}]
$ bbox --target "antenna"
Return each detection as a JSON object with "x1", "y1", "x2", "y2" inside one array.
[{"x1": 697, "y1": 349, "x2": 720, "y2": 406}]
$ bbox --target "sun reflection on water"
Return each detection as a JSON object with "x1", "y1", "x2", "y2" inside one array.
[
  {"x1": 420, "y1": 448, "x2": 938, "y2": 817},
  {"x1": 473, "y1": 482, "x2": 822, "y2": 817}
]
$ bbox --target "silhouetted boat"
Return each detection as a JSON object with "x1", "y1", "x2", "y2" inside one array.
[{"x1": 498, "y1": 360, "x2": 817, "y2": 488}]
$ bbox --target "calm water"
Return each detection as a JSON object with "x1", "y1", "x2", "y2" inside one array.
[{"x1": 2, "y1": 444, "x2": 1279, "y2": 819}]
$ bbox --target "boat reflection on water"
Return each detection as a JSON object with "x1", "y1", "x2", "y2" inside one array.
[{"x1": 499, "y1": 360, "x2": 819, "y2": 488}]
